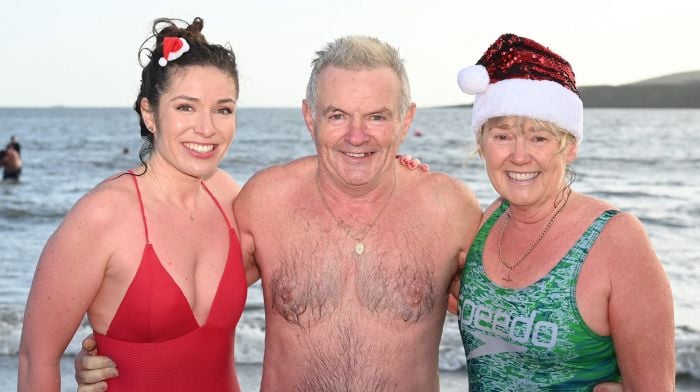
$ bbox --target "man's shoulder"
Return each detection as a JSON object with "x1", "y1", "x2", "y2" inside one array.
[
  {"x1": 236, "y1": 156, "x2": 315, "y2": 207},
  {"x1": 402, "y1": 169, "x2": 477, "y2": 206},
  {"x1": 403, "y1": 169, "x2": 481, "y2": 226},
  {"x1": 245, "y1": 156, "x2": 314, "y2": 188}
]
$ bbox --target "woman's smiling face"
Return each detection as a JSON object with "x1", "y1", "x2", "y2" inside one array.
[{"x1": 479, "y1": 116, "x2": 577, "y2": 209}]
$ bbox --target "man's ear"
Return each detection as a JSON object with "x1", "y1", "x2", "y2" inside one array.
[
  {"x1": 302, "y1": 99, "x2": 316, "y2": 141},
  {"x1": 398, "y1": 103, "x2": 417, "y2": 142}
]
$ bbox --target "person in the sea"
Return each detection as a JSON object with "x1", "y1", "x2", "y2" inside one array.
[
  {"x1": 7, "y1": 134, "x2": 21, "y2": 155},
  {"x1": 18, "y1": 17, "x2": 249, "y2": 391},
  {"x1": 1, "y1": 144, "x2": 22, "y2": 182},
  {"x1": 456, "y1": 33, "x2": 675, "y2": 390}
]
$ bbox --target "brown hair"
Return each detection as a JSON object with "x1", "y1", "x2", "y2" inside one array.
[{"x1": 134, "y1": 17, "x2": 239, "y2": 168}]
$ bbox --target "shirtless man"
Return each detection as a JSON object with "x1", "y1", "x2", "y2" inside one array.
[
  {"x1": 234, "y1": 36, "x2": 481, "y2": 391},
  {"x1": 75, "y1": 35, "x2": 481, "y2": 391},
  {"x1": 1, "y1": 145, "x2": 22, "y2": 181}
]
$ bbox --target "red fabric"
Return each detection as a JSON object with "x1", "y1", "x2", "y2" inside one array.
[
  {"x1": 93, "y1": 174, "x2": 246, "y2": 391},
  {"x1": 476, "y1": 33, "x2": 579, "y2": 96},
  {"x1": 162, "y1": 37, "x2": 184, "y2": 60}
]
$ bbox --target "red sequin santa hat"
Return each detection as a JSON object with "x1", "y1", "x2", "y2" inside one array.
[
  {"x1": 457, "y1": 34, "x2": 583, "y2": 143},
  {"x1": 159, "y1": 37, "x2": 190, "y2": 67}
]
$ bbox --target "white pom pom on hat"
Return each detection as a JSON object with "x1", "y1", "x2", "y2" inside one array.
[{"x1": 457, "y1": 65, "x2": 490, "y2": 94}]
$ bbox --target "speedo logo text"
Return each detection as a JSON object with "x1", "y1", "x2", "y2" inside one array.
[{"x1": 459, "y1": 298, "x2": 559, "y2": 359}]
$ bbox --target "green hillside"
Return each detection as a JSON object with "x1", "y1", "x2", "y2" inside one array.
[{"x1": 580, "y1": 70, "x2": 700, "y2": 108}]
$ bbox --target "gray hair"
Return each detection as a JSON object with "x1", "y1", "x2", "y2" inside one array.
[{"x1": 305, "y1": 35, "x2": 411, "y2": 118}]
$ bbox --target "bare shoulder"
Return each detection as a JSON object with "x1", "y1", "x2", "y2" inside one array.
[
  {"x1": 235, "y1": 156, "x2": 314, "y2": 215},
  {"x1": 46, "y1": 172, "x2": 138, "y2": 256},
  {"x1": 72, "y1": 173, "x2": 136, "y2": 225},
  {"x1": 581, "y1": 194, "x2": 658, "y2": 271},
  {"x1": 398, "y1": 169, "x2": 482, "y2": 240},
  {"x1": 404, "y1": 169, "x2": 480, "y2": 214},
  {"x1": 238, "y1": 157, "x2": 313, "y2": 198},
  {"x1": 205, "y1": 168, "x2": 241, "y2": 204},
  {"x1": 595, "y1": 209, "x2": 653, "y2": 258},
  {"x1": 575, "y1": 194, "x2": 643, "y2": 241}
]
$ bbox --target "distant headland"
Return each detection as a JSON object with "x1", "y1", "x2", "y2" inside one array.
[{"x1": 440, "y1": 70, "x2": 700, "y2": 109}]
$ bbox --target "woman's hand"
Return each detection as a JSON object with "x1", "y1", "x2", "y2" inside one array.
[{"x1": 396, "y1": 154, "x2": 430, "y2": 172}]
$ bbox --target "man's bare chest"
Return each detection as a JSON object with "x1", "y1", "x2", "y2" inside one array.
[{"x1": 258, "y1": 217, "x2": 454, "y2": 329}]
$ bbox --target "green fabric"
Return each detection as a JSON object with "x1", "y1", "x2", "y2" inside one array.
[{"x1": 458, "y1": 200, "x2": 622, "y2": 391}]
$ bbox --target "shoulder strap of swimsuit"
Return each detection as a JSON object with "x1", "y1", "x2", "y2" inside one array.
[
  {"x1": 127, "y1": 170, "x2": 150, "y2": 243},
  {"x1": 466, "y1": 199, "x2": 509, "y2": 267},
  {"x1": 201, "y1": 180, "x2": 233, "y2": 229},
  {"x1": 570, "y1": 209, "x2": 620, "y2": 257},
  {"x1": 480, "y1": 199, "x2": 510, "y2": 236}
]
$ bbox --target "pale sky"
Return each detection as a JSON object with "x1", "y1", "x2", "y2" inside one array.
[{"x1": 2, "y1": 0, "x2": 697, "y2": 108}]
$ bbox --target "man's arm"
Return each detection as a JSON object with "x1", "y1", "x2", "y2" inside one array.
[{"x1": 233, "y1": 173, "x2": 262, "y2": 287}]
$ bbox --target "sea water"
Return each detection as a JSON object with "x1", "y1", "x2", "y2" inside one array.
[{"x1": 1, "y1": 107, "x2": 699, "y2": 389}]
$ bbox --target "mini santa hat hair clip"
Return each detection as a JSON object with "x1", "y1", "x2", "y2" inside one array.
[
  {"x1": 457, "y1": 34, "x2": 583, "y2": 143},
  {"x1": 159, "y1": 37, "x2": 190, "y2": 67}
]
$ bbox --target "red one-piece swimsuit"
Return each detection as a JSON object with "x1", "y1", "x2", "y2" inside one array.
[{"x1": 93, "y1": 173, "x2": 247, "y2": 391}]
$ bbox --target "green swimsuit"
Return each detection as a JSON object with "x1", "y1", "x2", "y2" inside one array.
[{"x1": 458, "y1": 201, "x2": 622, "y2": 391}]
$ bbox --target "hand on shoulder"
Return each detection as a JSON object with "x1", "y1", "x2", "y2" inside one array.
[{"x1": 396, "y1": 154, "x2": 430, "y2": 172}]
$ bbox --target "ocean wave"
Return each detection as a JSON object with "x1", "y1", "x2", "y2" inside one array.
[
  {"x1": 2, "y1": 307, "x2": 698, "y2": 380},
  {"x1": 589, "y1": 190, "x2": 660, "y2": 199},
  {"x1": 0, "y1": 206, "x2": 67, "y2": 221},
  {"x1": 677, "y1": 326, "x2": 700, "y2": 379},
  {"x1": 637, "y1": 216, "x2": 694, "y2": 229},
  {"x1": 578, "y1": 156, "x2": 661, "y2": 166}
]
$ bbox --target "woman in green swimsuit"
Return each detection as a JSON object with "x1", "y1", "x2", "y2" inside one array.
[{"x1": 451, "y1": 33, "x2": 675, "y2": 390}]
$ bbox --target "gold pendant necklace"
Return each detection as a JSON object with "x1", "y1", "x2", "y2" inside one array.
[
  {"x1": 316, "y1": 168, "x2": 397, "y2": 255},
  {"x1": 497, "y1": 188, "x2": 571, "y2": 281}
]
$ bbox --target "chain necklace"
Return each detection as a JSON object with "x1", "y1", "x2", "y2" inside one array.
[
  {"x1": 497, "y1": 188, "x2": 571, "y2": 281},
  {"x1": 152, "y1": 171, "x2": 200, "y2": 221},
  {"x1": 316, "y1": 168, "x2": 397, "y2": 255}
]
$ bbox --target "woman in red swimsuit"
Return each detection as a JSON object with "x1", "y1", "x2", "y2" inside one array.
[{"x1": 19, "y1": 17, "x2": 249, "y2": 391}]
